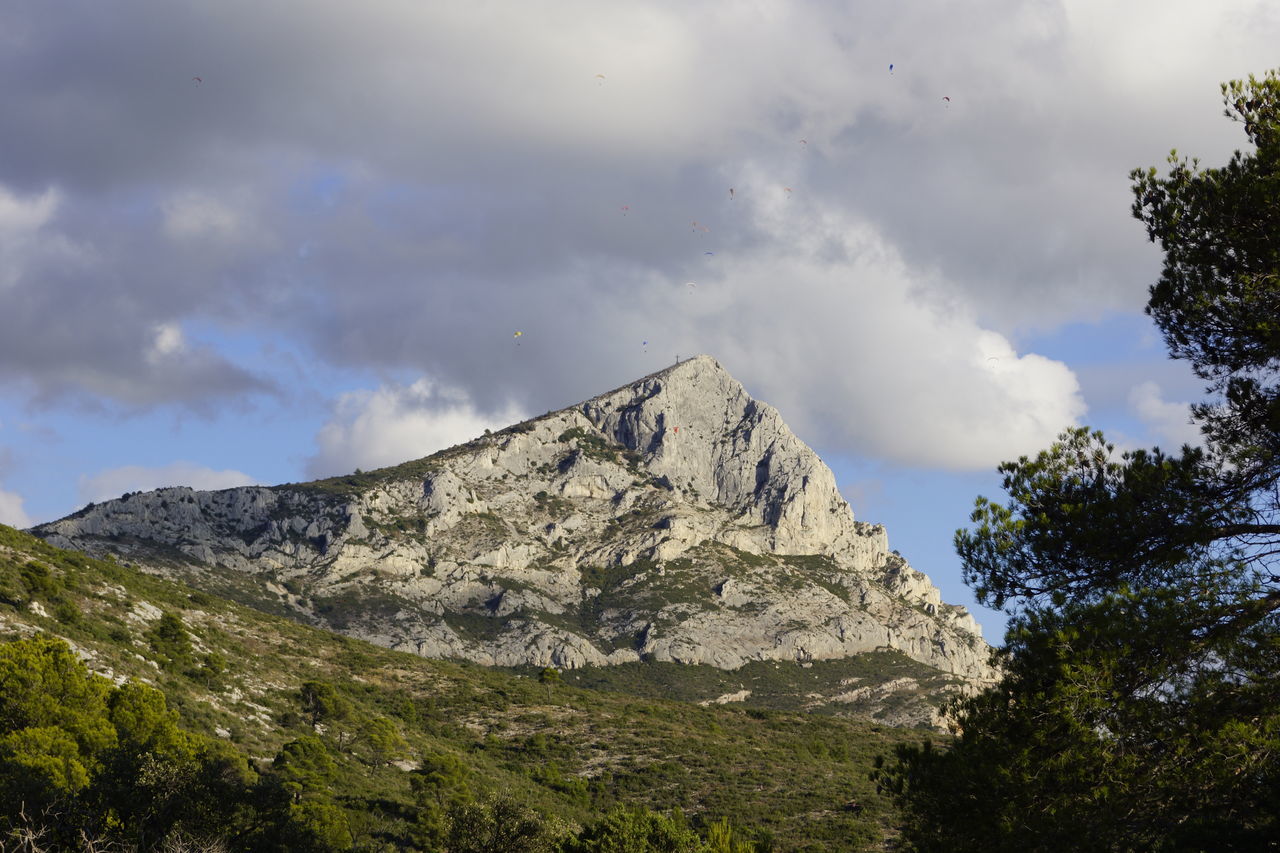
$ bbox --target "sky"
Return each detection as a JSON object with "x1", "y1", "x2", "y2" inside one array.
[{"x1": 2, "y1": 1, "x2": 1277, "y2": 643}]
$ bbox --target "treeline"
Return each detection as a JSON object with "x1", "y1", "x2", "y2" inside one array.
[{"x1": 0, "y1": 635, "x2": 762, "y2": 852}]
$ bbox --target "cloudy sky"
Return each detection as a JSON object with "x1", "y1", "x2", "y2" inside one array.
[{"x1": 2, "y1": 1, "x2": 1276, "y2": 640}]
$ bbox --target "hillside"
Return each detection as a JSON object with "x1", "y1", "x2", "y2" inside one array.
[{"x1": 0, "y1": 522, "x2": 925, "y2": 850}]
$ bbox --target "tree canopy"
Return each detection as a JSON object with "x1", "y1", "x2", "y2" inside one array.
[{"x1": 879, "y1": 71, "x2": 1280, "y2": 852}]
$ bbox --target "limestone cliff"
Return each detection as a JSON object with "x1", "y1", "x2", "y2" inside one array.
[{"x1": 34, "y1": 356, "x2": 996, "y2": 698}]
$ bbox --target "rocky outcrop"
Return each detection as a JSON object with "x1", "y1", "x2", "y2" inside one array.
[{"x1": 34, "y1": 355, "x2": 996, "y2": 689}]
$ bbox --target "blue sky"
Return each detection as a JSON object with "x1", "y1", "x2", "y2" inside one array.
[{"x1": 2, "y1": 1, "x2": 1276, "y2": 643}]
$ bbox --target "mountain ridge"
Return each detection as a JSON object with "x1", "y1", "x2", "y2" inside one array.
[{"x1": 33, "y1": 355, "x2": 995, "y2": 715}]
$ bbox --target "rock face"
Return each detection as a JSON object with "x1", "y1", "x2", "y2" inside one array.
[{"x1": 34, "y1": 355, "x2": 996, "y2": 690}]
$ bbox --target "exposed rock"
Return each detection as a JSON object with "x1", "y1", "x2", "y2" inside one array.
[{"x1": 33, "y1": 355, "x2": 997, "y2": 704}]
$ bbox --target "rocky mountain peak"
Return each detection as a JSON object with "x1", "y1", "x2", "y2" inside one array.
[
  {"x1": 581, "y1": 355, "x2": 859, "y2": 557},
  {"x1": 33, "y1": 355, "x2": 996, "y2": 717}
]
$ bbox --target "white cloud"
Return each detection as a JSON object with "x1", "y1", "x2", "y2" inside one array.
[
  {"x1": 0, "y1": 184, "x2": 90, "y2": 291},
  {"x1": 0, "y1": 184, "x2": 57, "y2": 232},
  {"x1": 0, "y1": 488, "x2": 32, "y2": 529},
  {"x1": 1129, "y1": 380, "x2": 1201, "y2": 449},
  {"x1": 306, "y1": 379, "x2": 528, "y2": 479},
  {"x1": 607, "y1": 183, "x2": 1088, "y2": 470},
  {"x1": 2, "y1": 1, "x2": 1278, "y2": 468},
  {"x1": 78, "y1": 462, "x2": 260, "y2": 505},
  {"x1": 161, "y1": 190, "x2": 258, "y2": 243},
  {"x1": 147, "y1": 322, "x2": 186, "y2": 363}
]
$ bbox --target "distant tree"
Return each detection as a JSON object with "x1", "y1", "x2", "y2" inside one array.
[
  {"x1": 444, "y1": 794, "x2": 567, "y2": 853},
  {"x1": 356, "y1": 716, "x2": 407, "y2": 767},
  {"x1": 703, "y1": 818, "x2": 757, "y2": 853},
  {"x1": 410, "y1": 751, "x2": 473, "y2": 850},
  {"x1": 196, "y1": 650, "x2": 228, "y2": 689},
  {"x1": 538, "y1": 666, "x2": 563, "y2": 700},
  {"x1": 566, "y1": 806, "x2": 708, "y2": 853},
  {"x1": 299, "y1": 680, "x2": 357, "y2": 748},
  {"x1": 285, "y1": 799, "x2": 354, "y2": 852},
  {"x1": 878, "y1": 71, "x2": 1280, "y2": 851},
  {"x1": 147, "y1": 611, "x2": 195, "y2": 670},
  {"x1": 272, "y1": 735, "x2": 338, "y2": 802}
]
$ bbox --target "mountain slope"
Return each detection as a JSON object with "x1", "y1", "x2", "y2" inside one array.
[
  {"x1": 33, "y1": 356, "x2": 994, "y2": 706},
  {"x1": 1, "y1": 522, "x2": 918, "y2": 849}
]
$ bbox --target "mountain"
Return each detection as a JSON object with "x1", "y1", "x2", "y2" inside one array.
[
  {"x1": 33, "y1": 355, "x2": 995, "y2": 721},
  {"x1": 0, "y1": 522, "x2": 915, "y2": 849}
]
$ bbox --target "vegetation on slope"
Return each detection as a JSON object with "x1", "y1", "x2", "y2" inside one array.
[{"x1": 0, "y1": 523, "x2": 912, "y2": 851}]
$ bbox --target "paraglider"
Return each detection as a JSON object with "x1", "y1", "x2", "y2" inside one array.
[
  {"x1": 942, "y1": 96, "x2": 950, "y2": 101},
  {"x1": 690, "y1": 221, "x2": 709, "y2": 232},
  {"x1": 888, "y1": 64, "x2": 894, "y2": 73},
  {"x1": 704, "y1": 251, "x2": 714, "y2": 255},
  {"x1": 728, "y1": 187, "x2": 735, "y2": 200},
  {"x1": 513, "y1": 331, "x2": 523, "y2": 338},
  {"x1": 620, "y1": 205, "x2": 630, "y2": 215},
  {"x1": 191, "y1": 76, "x2": 202, "y2": 85}
]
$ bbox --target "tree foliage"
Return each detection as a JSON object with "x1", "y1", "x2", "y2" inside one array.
[
  {"x1": 0, "y1": 635, "x2": 261, "y2": 849},
  {"x1": 881, "y1": 71, "x2": 1280, "y2": 851},
  {"x1": 1133, "y1": 70, "x2": 1280, "y2": 464},
  {"x1": 566, "y1": 806, "x2": 706, "y2": 853}
]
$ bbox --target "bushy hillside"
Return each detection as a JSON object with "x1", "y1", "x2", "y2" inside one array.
[{"x1": 0, "y1": 524, "x2": 923, "y2": 851}]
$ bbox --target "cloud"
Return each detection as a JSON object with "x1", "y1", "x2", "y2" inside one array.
[
  {"x1": 161, "y1": 189, "x2": 259, "y2": 244},
  {"x1": 306, "y1": 379, "x2": 528, "y2": 479},
  {"x1": 0, "y1": 1, "x2": 1276, "y2": 466},
  {"x1": 661, "y1": 187, "x2": 1087, "y2": 469},
  {"x1": 0, "y1": 184, "x2": 84, "y2": 291},
  {"x1": 0, "y1": 488, "x2": 32, "y2": 528},
  {"x1": 0, "y1": 180, "x2": 277, "y2": 408},
  {"x1": 1129, "y1": 381, "x2": 1201, "y2": 449},
  {"x1": 78, "y1": 462, "x2": 260, "y2": 505}
]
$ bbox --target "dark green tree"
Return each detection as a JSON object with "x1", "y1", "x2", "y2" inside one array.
[
  {"x1": 0, "y1": 636, "x2": 262, "y2": 849},
  {"x1": 409, "y1": 750, "x2": 473, "y2": 851},
  {"x1": 443, "y1": 793, "x2": 567, "y2": 853},
  {"x1": 879, "y1": 71, "x2": 1280, "y2": 852},
  {"x1": 299, "y1": 679, "x2": 357, "y2": 748},
  {"x1": 146, "y1": 611, "x2": 195, "y2": 671},
  {"x1": 566, "y1": 806, "x2": 707, "y2": 853},
  {"x1": 1133, "y1": 69, "x2": 1280, "y2": 464},
  {"x1": 275, "y1": 799, "x2": 354, "y2": 852},
  {"x1": 356, "y1": 716, "x2": 407, "y2": 767},
  {"x1": 271, "y1": 735, "x2": 338, "y2": 802},
  {"x1": 0, "y1": 635, "x2": 115, "y2": 824}
]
